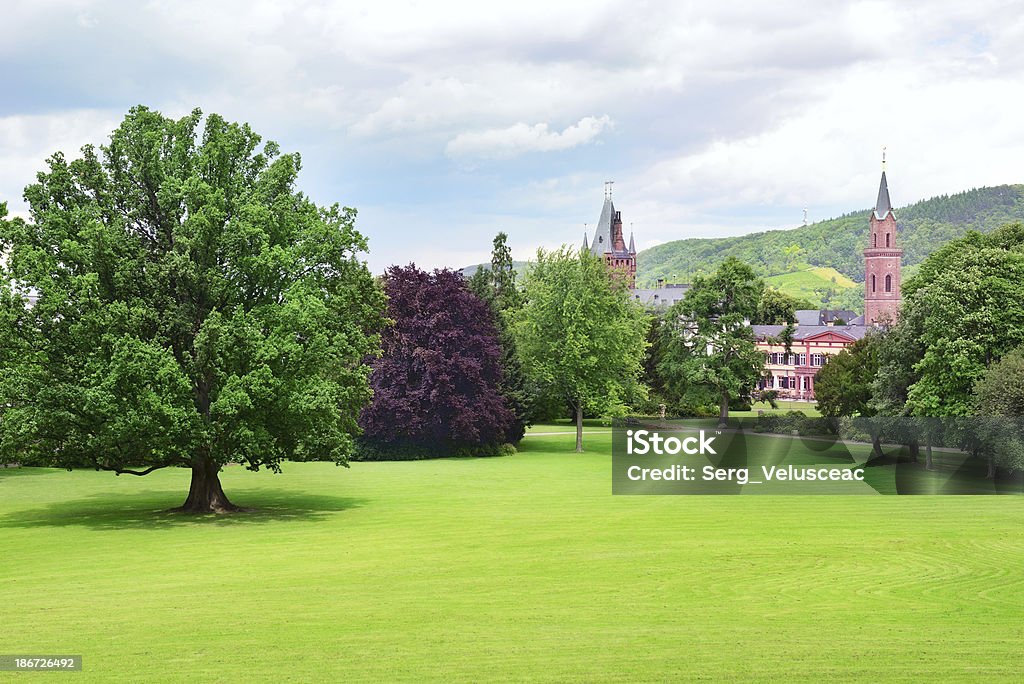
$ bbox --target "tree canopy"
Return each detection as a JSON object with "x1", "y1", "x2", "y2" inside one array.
[
  {"x1": 467, "y1": 232, "x2": 530, "y2": 438},
  {"x1": 658, "y1": 257, "x2": 764, "y2": 426},
  {"x1": 358, "y1": 265, "x2": 518, "y2": 458},
  {"x1": 0, "y1": 106, "x2": 386, "y2": 512},
  {"x1": 513, "y1": 247, "x2": 648, "y2": 451},
  {"x1": 814, "y1": 335, "x2": 881, "y2": 419},
  {"x1": 901, "y1": 223, "x2": 1024, "y2": 417}
]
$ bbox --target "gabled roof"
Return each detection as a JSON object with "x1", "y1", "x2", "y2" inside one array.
[
  {"x1": 752, "y1": 324, "x2": 871, "y2": 342},
  {"x1": 874, "y1": 171, "x2": 893, "y2": 220}
]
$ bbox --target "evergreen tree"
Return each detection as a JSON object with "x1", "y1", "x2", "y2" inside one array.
[{"x1": 467, "y1": 232, "x2": 530, "y2": 439}]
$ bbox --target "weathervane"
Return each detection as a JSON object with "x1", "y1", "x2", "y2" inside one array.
[
  {"x1": 604, "y1": 180, "x2": 615, "y2": 199},
  {"x1": 882, "y1": 146, "x2": 887, "y2": 171}
]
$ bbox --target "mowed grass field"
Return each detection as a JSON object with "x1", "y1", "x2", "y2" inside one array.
[{"x1": 2, "y1": 431, "x2": 1023, "y2": 682}]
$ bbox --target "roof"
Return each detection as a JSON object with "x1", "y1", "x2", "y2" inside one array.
[
  {"x1": 794, "y1": 309, "x2": 858, "y2": 326},
  {"x1": 627, "y1": 232, "x2": 636, "y2": 254},
  {"x1": 752, "y1": 324, "x2": 872, "y2": 342},
  {"x1": 874, "y1": 171, "x2": 893, "y2": 220},
  {"x1": 587, "y1": 198, "x2": 615, "y2": 256},
  {"x1": 631, "y1": 284, "x2": 690, "y2": 308}
]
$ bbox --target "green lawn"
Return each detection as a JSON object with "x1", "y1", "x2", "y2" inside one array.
[{"x1": 2, "y1": 432, "x2": 1022, "y2": 682}]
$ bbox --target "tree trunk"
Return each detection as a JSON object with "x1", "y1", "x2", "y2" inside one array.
[
  {"x1": 177, "y1": 456, "x2": 239, "y2": 513},
  {"x1": 908, "y1": 439, "x2": 919, "y2": 463},
  {"x1": 871, "y1": 432, "x2": 884, "y2": 461},
  {"x1": 575, "y1": 405, "x2": 584, "y2": 453},
  {"x1": 925, "y1": 436, "x2": 934, "y2": 470},
  {"x1": 718, "y1": 391, "x2": 729, "y2": 429},
  {"x1": 986, "y1": 453, "x2": 996, "y2": 480}
]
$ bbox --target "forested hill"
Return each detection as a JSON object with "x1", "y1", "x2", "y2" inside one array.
[{"x1": 637, "y1": 185, "x2": 1024, "y2": 287}]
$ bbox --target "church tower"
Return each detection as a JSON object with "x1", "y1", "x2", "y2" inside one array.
[
  {"x1": 863, "y1": 153, "x2": 902, "y2": 325},
  {"x1": 583, "y1": 182, "x2": 637, "y2": 288}
]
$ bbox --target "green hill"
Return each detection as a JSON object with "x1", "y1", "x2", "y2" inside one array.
[
  {"x1": 460, "y1": 261, "x2": 530, "y2": 279},
  {"x1": 637, "y1": 185, "x2": 1024, "y2": 288},
  {"x1": 764, "y1": 267, "x2": 860, "y2": 309}
]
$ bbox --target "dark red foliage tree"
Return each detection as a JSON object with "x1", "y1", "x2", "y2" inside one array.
[{"x1": 358, "y1": 265, "x2": 517, "y2": 458}]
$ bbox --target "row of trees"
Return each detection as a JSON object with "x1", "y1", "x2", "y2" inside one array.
[
  {"x1": 12, "y1": 107, "x2": 1015, "y2": 513},
  {"x1": 814, "y1": 223, "x2": 1024, "y2": 477},
  {"x1": 0, "y1": 107, "x2": 663, "y2": 510}
]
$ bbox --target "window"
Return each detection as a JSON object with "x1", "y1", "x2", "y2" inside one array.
[
  {"x1": 811, "y1": 353, "x2": 825, "y2": 367},
  {"x1": 799, "y1": 353, "x2": 807, "y2": 365},
  {"x1": 873, "y1": 234, "x2": 877, "y2": 247},
  {"x1": 802, "y1": 377, "x2": 810, "y2": 390},
  {"x1": 871, "y1": 274, "x2": 876, "y2": 293},
  {"x1": 885, "y1": 274, "x2": 892, "y2": 292},
  {"x1": 886, "y1": 233, "x2": 891, "y2": 247}
]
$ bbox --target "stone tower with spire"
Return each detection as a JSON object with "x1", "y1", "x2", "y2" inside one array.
[
  {"x1": 864, "y1": 155, "x2": 902, "y2": 325},
  {"x1": 583, "y1": 182, "x2": 637, "y2": 288}
]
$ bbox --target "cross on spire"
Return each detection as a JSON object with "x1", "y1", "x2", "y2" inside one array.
[
  {"x1": 882, "y1": 145, "x2": 887, "y2": 171},
  {"x1": 604, "y1": 180, "x2": 614, "y2": 199}
]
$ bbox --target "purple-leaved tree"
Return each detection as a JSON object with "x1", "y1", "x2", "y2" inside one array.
[{"x1": 358, "y1": 265, "x2": 517, "y2": 458}]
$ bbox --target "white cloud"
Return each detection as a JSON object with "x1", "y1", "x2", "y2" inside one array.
[
  {"x1": 445, "y1": 116, "x2": 613, "y2": 160},
  {"x1": 2, "y1": 0, "x2": 1024, "y2": 272},
  {"x1": 0, "y1": 110, "x2": 121, "y2": 215}
]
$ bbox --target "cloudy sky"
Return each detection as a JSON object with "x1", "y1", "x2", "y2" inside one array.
[{"x1": 1, "y1": 0, "x2": 1022, "y2": 271}]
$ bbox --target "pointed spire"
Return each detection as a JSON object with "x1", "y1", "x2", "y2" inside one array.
[
  {"x1": 874, "y1": 170, "x2": 892, "y2": 219},
  {"x1": 582, "y1": 227, "x2": 589, "y2": 251},
  {"x1": 628, "y1": 231, "x2": 636, "y2": 254}
]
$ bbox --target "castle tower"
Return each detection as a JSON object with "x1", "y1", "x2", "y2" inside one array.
[
  {"x1": 582, "y1": 182, "x2": 637, "y2": 288},
  {"x1": 863, "y1": 156, "x2": 902, "y2": 325}
]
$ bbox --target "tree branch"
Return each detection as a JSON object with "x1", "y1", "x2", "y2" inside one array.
[{"x1": 97, "y1": 463, "x2": 172, "y2": 476}]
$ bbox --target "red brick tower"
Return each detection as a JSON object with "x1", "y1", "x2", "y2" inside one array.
[{"x1": 864, "y1": 158, "x2": 902, "y2": 325}]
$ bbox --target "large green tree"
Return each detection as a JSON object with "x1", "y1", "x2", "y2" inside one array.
[
  {"x1": 0, "y1": 107, "x2": 386, "y2": 512},
  {"x1": 513, "y1": 247, "x2": 647, "y2": 452},
  {"x1": 902, "y1": 224, "x2": 1024, "y2": 417},
  {"x1": 973, "y1": 346, "x2": 1024, "y2": 475},
  {"x1": 814, "y1": 334, "x2": 889, "y2": 458},
  {"x1": 659, "y1": 257, "x2": 764, "y2": 426},
  {"x1": 753, "y1": 286, "x2": 812, "y2": 325}
]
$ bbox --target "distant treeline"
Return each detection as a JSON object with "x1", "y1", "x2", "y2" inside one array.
[{"x1": 637, "y1": 185, "x2": 1024, "y2": 286}]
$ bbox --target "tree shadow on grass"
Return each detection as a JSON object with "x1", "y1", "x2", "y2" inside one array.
[{"x1": 0, "y1": 490, "x2": 368, "y2": 531}]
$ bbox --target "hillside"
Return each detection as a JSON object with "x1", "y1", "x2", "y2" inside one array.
[
  {"x1": 637, "y1": 185, "x2": 1024, "y2": 288},
  {"x1": 460, "y1": 261, "x2": 530, "y2": 279},
  {"x1": 764, "y1": 267, "x2": 860, "y2": 309}
]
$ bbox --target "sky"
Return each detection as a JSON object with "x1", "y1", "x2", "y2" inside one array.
[{"x1": 1, "y1": 0, "x2": 1023, "y2": 272}]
